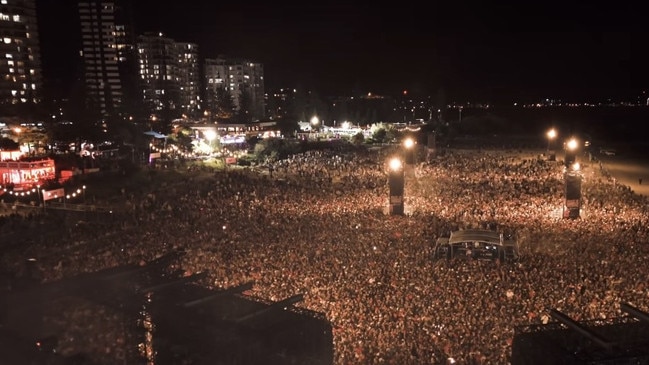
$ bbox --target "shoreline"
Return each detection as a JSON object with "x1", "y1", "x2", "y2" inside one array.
[{"x1": 590, "y1": 152, "x2": 649, "y2": 198}]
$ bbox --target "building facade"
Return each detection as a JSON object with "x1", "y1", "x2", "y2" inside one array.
[
  {"x1": 264, "y1": 88, "x2": 297, "y2": 120},
  {"x1": 137, "y1": 33, "x2": 200, "y2": 123},
  {"x1": 0, "y1": 0, "x2": 42, "y2": 108},
  {"x1": 175, "y1": 42, "x2": 200, "y2": 117},
  {"x1": 78, "y1": 0, "x2": 137, "y2": 119},
  {"x1": 204, "y1": 56, "x2": 265, "y2": 122}
]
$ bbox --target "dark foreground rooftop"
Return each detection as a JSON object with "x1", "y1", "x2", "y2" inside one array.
[{"x1": 1, "y1": 250, "x2": 334, "y2": 365}]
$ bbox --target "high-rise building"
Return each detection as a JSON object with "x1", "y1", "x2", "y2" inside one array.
[
  {"x1": 0, "y1": 0, "x2": 42, "y2": 108},
  {"x1": 137, "y1": 33, "x2": 200, "y2": 123},
  {"x1": 175, "y1": 42, "x2": 200, "y2": 117},
  {"x1": 204, "y1": 56, "x2": 265, "y2": 122},
  {"x1": 137, "y1": 33, "x2": 177, "y2": 118},
  {"x1": 78, "y1": 0, "x2": 136, "y2": 119},
  {"x1": 264, "y1": 88, "x2": 297, "y2": 120}
]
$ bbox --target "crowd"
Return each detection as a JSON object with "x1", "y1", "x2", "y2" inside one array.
[{"x1": 2, "y1": 144, "x2": 649, "y2": 365}]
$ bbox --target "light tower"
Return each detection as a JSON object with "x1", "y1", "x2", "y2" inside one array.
[{"x1": 387, "y1": 157, "x2": 405, "y2": 215}]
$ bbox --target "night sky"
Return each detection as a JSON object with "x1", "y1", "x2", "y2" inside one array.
[{"x1": 36, "y1": 0, "x2": 649, "y2": 103}]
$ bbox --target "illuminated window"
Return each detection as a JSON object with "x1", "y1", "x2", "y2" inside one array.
[
  {"x1": 3, "y1": 38, "x2": 11, "y2": 44},
  {"x1": 0, "y1": 0, "x2": 7, "y2": 4},
  {"x1": 5, "y1": 53, "x2": 12, "y2": 58},
  {"x1": 13, "y1": 15, "x2": 20, "y2": 22},
  {"x1": 7, "y1": 60, "x2": 13, "y2": 66}
]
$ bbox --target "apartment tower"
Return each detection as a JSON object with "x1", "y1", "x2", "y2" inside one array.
[
  {"x1": 137, "y1": 32, "x2": 200, "y2": 122},
  {"x1": 0, "y1": 0, "x2": 42, "y2": 108},
  {"x1": 204, "y1": 56, "x2": 265, "y2": 122},
  {"x1": 78, "y1": 0, "x2": 136, "y2": 119}
]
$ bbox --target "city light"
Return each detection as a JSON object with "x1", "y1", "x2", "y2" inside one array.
[{"x1": 547, "y1": 128, "x2": 556, "y2": 140}]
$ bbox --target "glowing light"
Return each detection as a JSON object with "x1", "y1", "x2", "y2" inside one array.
[
  {"x1": 403, "y1": 138, "x2": 414, "y2": 149},
  {"x1": 389, "y1": 158, "x2": 402, "y2": 171},
  {"x1": 566, "y1": 138, "x2": 578, "y2": 151},
  {"x1": 547, "y1": 128, "x2": 556, "y2": 140},
  {"x1": 204, "y1": 129, "x2": 217, "y2": 141},
  {"x1": 572, "y1": 162, "x2": 580, "y2": 171},
  {"x1": 310, "y1": 116, "x2": 319, "y2": 126}
]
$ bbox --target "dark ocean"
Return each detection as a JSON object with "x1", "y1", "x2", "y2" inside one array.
[{"x1": 454, "y1": 106, "x2": 649, "y2": 160}]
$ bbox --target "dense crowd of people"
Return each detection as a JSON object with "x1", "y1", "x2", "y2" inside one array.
[{"x1": 2, "y1": 144, "x2": 649, "y2": 364}]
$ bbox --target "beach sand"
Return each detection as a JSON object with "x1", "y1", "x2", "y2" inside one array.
[{"x1": 582, "y1": 152, "x2": 649, "y2": 198}]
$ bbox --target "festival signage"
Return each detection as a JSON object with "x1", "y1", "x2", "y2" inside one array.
[{"x1": 43, "y1": 188, "x2": 64, "y2": 201}]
